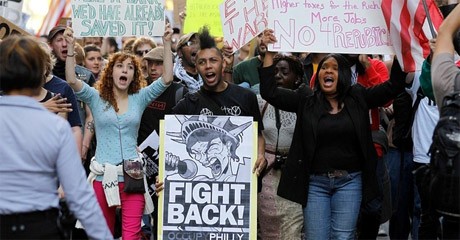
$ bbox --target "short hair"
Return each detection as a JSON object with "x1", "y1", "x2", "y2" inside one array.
[
  {"x1": 37, "y1": 41, "x2": 56, "y2": 78},
  {"x1": 74, "y1": 43, "x2": 85, "y2": 66},
  {"x1": 123, "y1": 38, "x2": 136, "y2": 54},
  {"x1": 106, "y1": 37, "x2": 119, "y2": 53},
  {"x1": 273, "y1": 53, "x2": 305, "y2": 87},
  {"x1": 132, "y1": 37, "x2": 157, "y2": 52},
  {"x1": 83, "y1": 44, "x2": 101, "y2": 55},
  {"x1": 0, "y1": 35, "x2": 47, "y2": 93}
]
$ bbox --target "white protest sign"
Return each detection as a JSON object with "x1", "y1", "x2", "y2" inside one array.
[
  {"x1": 268, "y1": 0, "x2": 394, "y2": 54},
  {"x1": 220, "y1": 0, "x2": 268, "y2": 52},
  {"x1": 0, "y1": 0, "x2": 24, "y2": 27},
  {"x1": 71, "y1": 0, "x2": 165, "y2": 37},
  {"x1": 158, "y1": 115, "x2": 258, "y2": 240}
]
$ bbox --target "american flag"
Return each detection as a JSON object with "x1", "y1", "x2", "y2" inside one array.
[
  {"x1": 381, "y1": 0, "x2": 443, "y2": 72},
  {"x1": 36, "y1": 0, "x2": 72, "y2": 37}
]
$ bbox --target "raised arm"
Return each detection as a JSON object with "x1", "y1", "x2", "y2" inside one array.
[
  {"x1": 432, "y1": 4, "x2": 460, "y2": 59},
  {"x1": 63, "y1": 28, "x2": 83, "y2": 92},
  {"x1": 259, "y1": 29, "x2": 308, "y2": 113},
  {"x1": 432, "y1": 4, "x2": 460, "y2": 107},
  {"x1": 162, "y1": 23, "x2": 173, "y2": 86}
]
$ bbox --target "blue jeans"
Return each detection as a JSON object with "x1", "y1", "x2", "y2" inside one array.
[
  {"x1": 304, "y1": 172, "x2": 362, "y2": 240},
  {"x1": 384, "y1": 148, "x2": 420, "y2": 239}
]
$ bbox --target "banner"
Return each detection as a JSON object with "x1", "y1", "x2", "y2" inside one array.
[
  {"x1": 158, "y1": 115, "x2": 258, "y2": 240},
  {"x1": 183, "y1": 0, "x2": 223, "y2": 37},
  {"x1": 267, "y1": 0, "x2": 394, "y2": 54},
  {"x1": 0, "y1": 0, "x2": 24, "y2": 27},
  {"x1": 0, "y1": 16, "x2": 29, "y2": 40},
  {"x1": 70, "y1": 0, "x2": 165, "y2": 37},
  {"x1": 220, "y1": 0, "x2": 268, "y2": 52}
]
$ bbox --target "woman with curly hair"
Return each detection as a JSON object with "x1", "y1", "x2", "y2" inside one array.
[{"x1": 63, "y1": 25, "x2": 173, "y2": 239}]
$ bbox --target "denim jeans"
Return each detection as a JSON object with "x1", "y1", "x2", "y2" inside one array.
[
  {"x1": 304, "y1": 172, "x2": 362, "y2": 240},
  {"x1": 384, "y1": 148, "x2": 420, "y2": 239}
]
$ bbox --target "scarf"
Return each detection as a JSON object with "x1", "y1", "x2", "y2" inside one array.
[{"x1": 173, "y1": 57, "x2": 203, "y2": 93}]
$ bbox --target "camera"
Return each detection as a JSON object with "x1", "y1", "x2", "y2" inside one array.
[{"x1": 273, "y1": 154, "x2": 287, "y2": 170}]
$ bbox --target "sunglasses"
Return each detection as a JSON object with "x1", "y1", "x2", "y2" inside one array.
[
  {"x1": 135, "y1": 49, "x2": 151, "y2": 56},
  {"x1": 182, "y1": 40, "x2": 198, "y2": 47}
]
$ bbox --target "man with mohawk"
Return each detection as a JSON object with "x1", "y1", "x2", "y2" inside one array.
[{"x1": 171, "y1": 26, "x2": 267, "y2": 182}]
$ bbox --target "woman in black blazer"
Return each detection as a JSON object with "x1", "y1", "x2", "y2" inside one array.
[{"x1": 259, "y1": 29, "x2": 405, "y2": 240}]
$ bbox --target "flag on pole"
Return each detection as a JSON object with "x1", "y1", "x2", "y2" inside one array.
[
  {"x1": 381, "y1": 0, "x2": 443, "y2": 72},
  {"x1": 36, "y1": 0, "x2": 72, "y2": 37}
]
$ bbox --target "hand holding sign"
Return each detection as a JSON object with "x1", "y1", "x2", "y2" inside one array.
[
  {"x1": 221, "y1": 43, "x2": 234, "y2": 70},
  {"x1": 261, "y1": 29, "x2": 277, "y2": 46},
  {"x1": 162, "y1": 23, "x2": 173, "y2": 43}
]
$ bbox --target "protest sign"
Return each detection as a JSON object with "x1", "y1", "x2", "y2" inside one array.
[
  {"x1": 0, "y1": 16, "x2": 29, "y2": 40},
  {"x1": 267, "y1": 0, "x2": 394, "y2": 54},
  {"x1": 71, "y1": 0, "x2": 165, "y2": 37},
  {"x1": 158, "y1": 115, "x2": 258, "y2": 240},
  {"x1": 183, "y1": 0, "x2": 223, "y2": 37},
  {"x1": 0, "y1": 0, "x2": 24, "y2": 27},
  {"x1": 220, "y1": 0, "x2": 268, "y2": 52}
]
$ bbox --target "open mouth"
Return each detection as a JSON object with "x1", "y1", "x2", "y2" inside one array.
[
  {"x1": 323, "y1": 76, "x2": 334, "y2": 87},
  {"x1": 205, "y1": 72, "x2": 216, "y2": 78},
  {"x1": 209, "y1": 159, "x2": 222, "y2": 178},
  {"x1": 119, "y1": 76, "x2": 128, "y2": 84}
]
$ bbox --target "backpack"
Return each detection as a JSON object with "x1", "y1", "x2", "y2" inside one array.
[{"x1": 428, "y1": 91, "x2": 460, "y2": 217}]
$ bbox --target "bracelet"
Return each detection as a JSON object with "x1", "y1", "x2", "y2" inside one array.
[{"x1": 67, "y1": 53, "x2": 75, "y2": 57}]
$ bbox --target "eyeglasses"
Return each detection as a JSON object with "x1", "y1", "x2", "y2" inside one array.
[{"x1": 135, "y1": 49, "x2": 151, "y2": 56}]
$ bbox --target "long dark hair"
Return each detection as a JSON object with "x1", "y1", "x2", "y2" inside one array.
[{"x1": 313, "y1": 53, "x2": 352, "y2": 111}]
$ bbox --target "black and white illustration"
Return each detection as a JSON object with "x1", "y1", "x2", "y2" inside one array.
[{"x1": 159, "y1": 115, "x2": 257, "y2": 240}]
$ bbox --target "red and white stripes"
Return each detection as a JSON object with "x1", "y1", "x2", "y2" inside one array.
[{"x1": 381, "y1": 0, "x2": 443, "y2": 72}]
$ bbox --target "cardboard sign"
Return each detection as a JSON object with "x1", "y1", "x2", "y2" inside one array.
[
  {"x1": 267, "y1": 0, "x2": 394, "y2": 54},
  {"x1": 71, "y1": 0, "x2": 165, "y2": 37},
  {"x1": 158, "y1": 115, "x2": 258, "y2": 240},
  {"x1": 0, "y1": 0, "x2": 24, "y2": 27},
  {"x1": 220, "y1": 0, "x2": 268, "y2": 52},
  {"x1": 183, "y1": 0, "x2": 223, "y2": 37},
  {"x1": 0, "y1": 16, "x2": 29, "y2": 40}
]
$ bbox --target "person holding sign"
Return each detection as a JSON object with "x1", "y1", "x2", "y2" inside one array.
[
  {"x1": 63, "y1": 24, "x2": 174, "y2": 239},
  {"x1": 171, "y1": 26, "x2": 267, "y2": 178},
  {"x1": 259, "y1": 29, "x2": 407, "y2": 240}
]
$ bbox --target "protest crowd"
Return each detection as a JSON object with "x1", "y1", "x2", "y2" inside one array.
[{"x1": 1, "y1": 0, "x2": 460, "y2": 239}]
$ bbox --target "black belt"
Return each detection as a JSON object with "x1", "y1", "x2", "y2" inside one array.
[
  {"x1": 0, "y1": 208, "x2": 58, "y2": 222},
  {"x1": 315, "y1": 170, "x2": 349, "y2": 178}
]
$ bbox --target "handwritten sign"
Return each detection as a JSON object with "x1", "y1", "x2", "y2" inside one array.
[
  {"x1": 0, "y1": 0, "x2": 24, "y2": 27},
  {"x1": 0, "y1": 16, "x2": 29, "y2": 40},
  {"x1": 158, "y1": 115, "x2": 258, "y2": 240},
  {"x1": 71, "y1": 0, "x2": 165, "y2": 37},
  {"x1": 268, "y1": 0, "x2": 394, "y2": 54},
  {"x1": 183, "y1": 0, "x2": 223, "y2": 37},
  {"x1": 220, "y1": 0, "x2": 268, "y2": 53}
]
